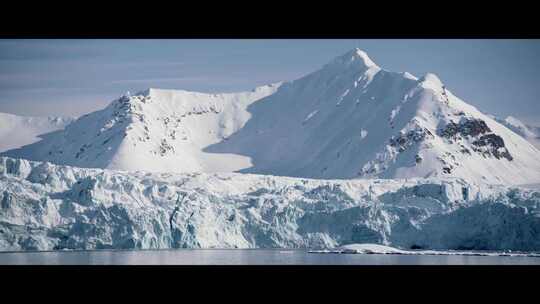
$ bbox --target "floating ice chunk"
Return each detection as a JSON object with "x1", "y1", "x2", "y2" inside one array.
[
  {"x1": 360, "y1": 129, "x2": 368, "y2": 139},
  {"x1": 336, "y1": 90, "x2": 350, "y2": 106},
  {"x1": 303, "y1": 110, "x2": 319, "y2": 124}
]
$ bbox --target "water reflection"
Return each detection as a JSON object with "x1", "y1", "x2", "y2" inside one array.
[{"x1": 0, "y1": 249, "x2": 539, "y2": 265}]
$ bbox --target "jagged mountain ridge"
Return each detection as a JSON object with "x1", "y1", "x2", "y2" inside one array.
[{"x1": 3, "y1": 48, "x2": 540, "y2": 184}]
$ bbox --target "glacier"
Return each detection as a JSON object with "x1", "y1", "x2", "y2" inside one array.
[{"x1": 1, "y1": 156, "x2": 539, "y2": 252}]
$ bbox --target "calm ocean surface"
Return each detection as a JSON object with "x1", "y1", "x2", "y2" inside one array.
[{"x1": 1, "y1": 249, "x2": 540, "y2": 265}]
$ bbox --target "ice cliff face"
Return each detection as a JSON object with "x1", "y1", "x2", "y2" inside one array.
[
  {"x1": 2, "y1": 157, "x2": 539, "y2": 251},
  {"x1": 3, "y1": 49, "x2": 540, "y2": 185}
]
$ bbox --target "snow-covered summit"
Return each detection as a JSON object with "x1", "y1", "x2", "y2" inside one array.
[
  {"x1": 419, "y1": 72, "x2": 444, "y2": 90},
  {"x1": 328, "y1": 48, "x2": 379, "y2": 70},
  {"x1": 3, "y1": 48, "x2": 540, "y2": 185}
]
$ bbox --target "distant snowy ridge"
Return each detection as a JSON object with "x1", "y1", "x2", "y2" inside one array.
[
  {"x1": 491, "y1": 115, "x2": 540, "y2": 150},
  {"x1": 0, "y1": 112, "x2": 74, "y2": 152},
  {"x1": 3, "y1": 48, "x2": 540, "y2": 185},
  {"x1": 2, "y1": 157, "x2": 540, "y2": 251}
]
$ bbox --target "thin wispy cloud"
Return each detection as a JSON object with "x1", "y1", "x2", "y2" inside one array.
[
  {"x1": 98, "y1": 61, "x2": 187, "y2": 68},
  {"x1": 0, "y1": 39, "x2": 539, "y2": 124},
  {"x1": 110, "y1": 76, "x2": 206, "y2": 84}
]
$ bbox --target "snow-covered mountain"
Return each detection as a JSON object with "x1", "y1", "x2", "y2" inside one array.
[
  {"x1": 0, "y1": 112, "x2": 74, "y2": 152},
  {"x1": 209, "y1": 49, "x2": 540, "y2": 184},
  {"x1": 2, "y1": 85, "x2": 281, "y2": 173},
  {"x1": 3, "y1": 48, "x2": 540, "y2": 185}
]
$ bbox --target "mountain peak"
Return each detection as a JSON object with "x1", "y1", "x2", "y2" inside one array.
[
  {"x1": 419, "y1": 72, "x2": 444, "y2": 90},
  {"x1": 330, "y1": 48, "x2": 378, "y2": 70}
]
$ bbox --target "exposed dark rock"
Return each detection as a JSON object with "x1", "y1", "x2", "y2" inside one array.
[
  {"x1": 439, "y1": 118, "x2": 491, "y2": 139},
  {"x1": 390, "y1": 127, "x2": 433, "y2": 151},
  {"x1": 459, "y1": 145, "x2": 471, "y2": 155},
  {"x1": 159, "y1": 138, "x2": 175, "y2": 156},
  {"x1": 440, "y1": 118, "x2": 513, "y2": 161},
  {"x1": 473, "y1": 134, "x2": 504, "y2": 149},
  {"x1": 472, "y1": 134, "x2": 513, "y2": 161}
]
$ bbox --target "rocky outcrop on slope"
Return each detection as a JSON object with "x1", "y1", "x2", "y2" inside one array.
[{"x1": 439, "y1": 118, "x2": 513, "y2": 161}]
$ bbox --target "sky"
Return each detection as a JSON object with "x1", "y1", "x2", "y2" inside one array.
[{"x1": 0, "y1": 39, "x2": 539, "y2": 125}]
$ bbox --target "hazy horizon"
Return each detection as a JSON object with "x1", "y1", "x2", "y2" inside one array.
[{"x1": 1, "y1": 39, "x2": 539, "y2": 125}]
